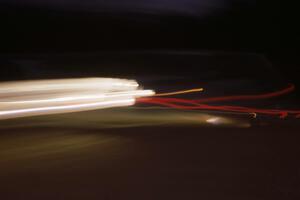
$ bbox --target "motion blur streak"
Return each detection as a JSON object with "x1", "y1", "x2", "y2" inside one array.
[
  {"x1": 137, "y1": 84, "x2": 300, "y2": 119},
  {"x1": 0, "y1": 78, "x2": 154, "y2": 120},
  {"x1": 0, "y1": 78, "x2": 139, "y2": 95},
  {"x1": 0, "y1": 98, "x2": 135, "y2": 120},
  {"x1": 154, "y1": 88, "x2": 203, "y2": 97}
]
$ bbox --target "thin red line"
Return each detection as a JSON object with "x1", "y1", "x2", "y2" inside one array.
[
  {"x1": 137, "y1": 98, "x2": 298, "y2": 118},
  {"x1": 136, "y1": 84, "x2": 299, "y2": 118},
  {"x1": 146, "y1": 84, "x2": 295, "y2": 104},
  {"x1": 194, "y1": 84, "x2": 295, "y2": 103}
]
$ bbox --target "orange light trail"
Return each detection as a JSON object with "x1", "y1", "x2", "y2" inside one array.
[{"x1": 154, "y1": 88, "x2": 203, "y2": 97}]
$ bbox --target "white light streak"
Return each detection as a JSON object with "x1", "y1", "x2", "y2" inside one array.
[
  {"x1": 0, "y1": 98, "x2": 135, "y2": 120},
  {"x1": 0, "y1": 78, "x2": 154, "y2": 120},
  {"x1": 0, "y1": 78, "x2": 139, "y2": 95}
]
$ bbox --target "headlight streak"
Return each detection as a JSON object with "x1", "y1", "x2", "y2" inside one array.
[
  {"x1": 0, "y1": 78, "x2": 139, "y2": 95},
  {"x1": 0, "y1": 98, "x2": 135, "y2": 120},
  {"x1": 0, "y1": 78, "x2": 154, "y2": 120},
  {"x1": 0, "y1": 90, "x2": 154, "y2": 104},
  {"x1": 0, "y1": 78, "x2": 299, "y2": 121}
]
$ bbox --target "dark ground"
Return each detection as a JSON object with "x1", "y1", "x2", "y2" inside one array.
[{"x1": 0, "y1": 122, "x2": 300, "y2": 199}]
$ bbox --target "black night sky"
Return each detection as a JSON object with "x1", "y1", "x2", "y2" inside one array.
[{"x1": 1, "y1": 0, "x2": 294, "y2": 84}]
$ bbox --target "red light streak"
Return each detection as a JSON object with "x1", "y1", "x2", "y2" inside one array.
[{"x1": 137, "y1": 84, "x2": 300, "y2": 119}]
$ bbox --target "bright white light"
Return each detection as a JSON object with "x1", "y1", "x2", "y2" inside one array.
[
  {"x1": 206, "y1": 117, "x2": 222, "y2": 125},
  {"x1": 0, "y1": 90, "x2": 154, "y2": 104},
  {"x1": 0, "y1": 98, "x2": 135, "y2": 120},
  {"x1": 0, "y1": 78, "x2": 154, "y2": 120},
  {"x1": 0, "y1": 78, "x2": 139, "y2": 95}
]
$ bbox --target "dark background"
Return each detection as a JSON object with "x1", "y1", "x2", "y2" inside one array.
[
  {"x1": 1, "y1": 1, "x2": 300, "y2": 200},
  {"x1": 0, "y1": 0, "x2": 300, "y2": 83},
  {"x1": 0, "y1": 0, "x2": 279, "y2": 52},
  {"x1": 0, "y1": 0, "x2": 295, "y2": 82},
  {"x1": 2, "y1": 1, "x2": 282, "y2": 54}
]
